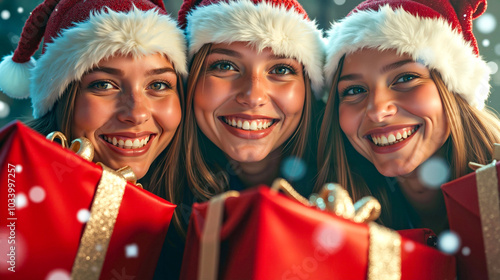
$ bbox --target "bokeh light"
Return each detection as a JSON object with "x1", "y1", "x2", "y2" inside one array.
[
  {"x1": 487, "y1": 61, "x2": 498, "y2": 75},
  {"x1": 281, "y1": 156, "x2": 307, "y2": 181},
  {"x1": 77, "y1": 209, "x2": 90, "y2": 223},
  {"x1": 476, "y1": 13, "x2": 497, "y2": 34},
  {"x1": 495, "y1": 44, "x2": 500, "y2": 56},
  {"x1": 418, "y1": 157, "x2": 450, "y2": 188},
  {"x1": 46, "y1": 269, "x2": 71, "y2": 280},
  {"x1": 29, "y1": 186, "x2": 46, "y2": 203},
  {"x1": 1, "y1": 10, "x2": 10, "y2": 20},
  {"x1": 125, "y1": 243, "x2": 139, "y2": 258},
  {"x1": 17, "y1": 7, "x2": 23, "y2": 14},
  {"x1": 483, "y1": 39, "x2": 490, "y2": 47},
  {"x1": 313, "y1": 222, "x2": 345, "y2": 254},
  {"x1": 462, "y1": 246, "x2": 471, "y2": 256},
  {"x1": 333, "y1": 0, "x2": 346, "y2": 5},
  {"x1": 0, "y1": 100, "x2": 10, "y2": 118},
  {"x1": 15, "y1": 164, "x2": 23, "y2": 173},
  {"x1": 437, "y1": 230, "x2": 461, "y2": 254},
  {"x1": 16, "y1": 193, "x2": 28, "y2": 209}
]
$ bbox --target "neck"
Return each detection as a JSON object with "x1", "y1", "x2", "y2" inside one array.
[
  {"x1": 396, "y1": 168, "x2": 448, "y2": 234},
  {"x1": 232, "y1": 149, "x2": 282, "y2": 188}
]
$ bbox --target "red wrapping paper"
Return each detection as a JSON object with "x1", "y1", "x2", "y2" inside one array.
[
  {"x1": 0, "y1": 121, "x2": 176, "y2": 279},
  {"x1": 441, "y1": 161, "x2": 500, "y2": 280},
  {"x1": 180, "y1": 186, "x2": 456, "y2": 280}
]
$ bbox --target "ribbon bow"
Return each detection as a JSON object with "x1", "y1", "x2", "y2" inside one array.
[
  {"x1": 271, "y1": 178, "x2": 381, "y2": 223},
  {"x1": 46, "y1": 131, "x2": 141, "y2": 187}
]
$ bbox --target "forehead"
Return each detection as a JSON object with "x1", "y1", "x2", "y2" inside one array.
[
  {"x1": 209, "y1": 41, "x2": 293, "y2": 60},
  {"x1": 342, "y1": 48, "x2": 417, "y2": 72}
]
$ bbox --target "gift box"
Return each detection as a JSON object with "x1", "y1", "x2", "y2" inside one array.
[
  {"x1": 441, "y1": 145, "x2": 500, "y2": 280},
  {"x1": 180, "y1": 185, "x2": 456, "y2": 280},
  {"x1": 0, "y1": 121, "x2": 176, "y2": 279}
]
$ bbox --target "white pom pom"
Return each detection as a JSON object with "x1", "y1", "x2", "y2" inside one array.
[{"x1": 0, "y1": 54, "x2": 35, "y2": 99}]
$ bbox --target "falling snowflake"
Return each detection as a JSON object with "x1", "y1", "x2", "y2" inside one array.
[
  {"x1": 0, "y1": 100, "x2": 10, "y2": 118},
  {"x1": 16, "y1": 193, "x2": 28, "y2": 209},
  {"x1": 476, "y1": 13, "x2": 497, "y2": 34},
  {"x1": 281, "y1": 156, "x2": 307, "y2": 181},
  {"x1": 418, "y1": 157, "x2": 450, "y2": 188},
  {"x1": 77, "y1": 209, "x2": 90, "y2": 223},
  {"x1": 46, "y1": 269, "x2": 71, "y2": 280},
  {"x1": 15, "y1": 164, "x2": 22, "y2": 173},
  {"x1": 125, "y1": 244, "x2": 138, "y2": 258},
  {"x1": 437, "y1": 230, "x2": 460, "y2": 254},
  {"x1": 1, "y1": 10, "x2": 10, "y2": 20}
]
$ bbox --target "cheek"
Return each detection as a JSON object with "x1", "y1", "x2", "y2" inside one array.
[
  {"x1": 338, "y1": 104, "x2": 360, "y2": 138},
  {"x1": 152, "y1": 95, "x2": 182, "y2": 131},
  {"x1": 72, "y1": 95, "x2": 111, "y2": 138},
  {"x1": 273, "y1": 82, "x2": 305, "y2": 115},
  {"x1": 193, "y1": 77, "x2": 230, "y2": 114}
]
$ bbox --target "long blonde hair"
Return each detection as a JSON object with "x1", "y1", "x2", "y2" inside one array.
[
  {"x1": 316, "y1": 56, "x2": 500, "y2": 227},
  {"x1": 184, "y1": 43, "x2": 315, "y2": 201}
]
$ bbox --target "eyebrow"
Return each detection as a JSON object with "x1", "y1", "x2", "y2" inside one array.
[
  {"x1": 209, "y1": 48, "x2": 291, "y2": 61},
  {"x1": 146, "y1": 67, "x2": 176, "y2": 76},
  {"x1": 86, "y1": 67, "x2": 175, "y2": 76},
  {"x1": 339, "y1": 59, "x2": 415, "y2": 82},
  {"x1": 209, "y1": 48, "x2": 243, "y2": 58}
]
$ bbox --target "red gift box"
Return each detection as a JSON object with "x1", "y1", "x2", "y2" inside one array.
[
  {"x1": 441, "y1": 155, "x2": 500, "y2": 280},
  {"x1": 180, "y1": 186, "x2": 455, "y2": 280},
  {"x1": 0, "y1": 121, "x2": 176, "y2": 279}
]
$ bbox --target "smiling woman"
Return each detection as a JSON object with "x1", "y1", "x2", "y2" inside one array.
[
  {"x1": 0, "y1": 0, "x2": 187, "y2": 202},
  {"x1": 317, "y1": 0, "x2": 500, "y2": 234},
  {"x1": 177, "y1": 0, "x2": 324, "y2": 204}
]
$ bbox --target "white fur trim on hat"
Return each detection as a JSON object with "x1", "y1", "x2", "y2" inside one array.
[
  {"x1": 0, "y1": 54, "x2": 36, "y2": 99},
  {"x1": 324, "y1": 5, "x2": 491, "y2": 109},
  {"x1": 30, "y1": 7, "x2": 187, "y2": 118},
  {"x1": 185, "y1": 0, "x2": 325, "y2": 95}
]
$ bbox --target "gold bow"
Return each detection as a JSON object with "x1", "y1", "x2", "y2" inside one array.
[
  {"x1": 271, "y1": 178, "x2": 381, "y2": 223},
  {"x1": 271, "y1": 178, "x2": 400, "y2": 280},
  {"x1": 46, "y1": 131, "x2": 141, "y2": 188}
]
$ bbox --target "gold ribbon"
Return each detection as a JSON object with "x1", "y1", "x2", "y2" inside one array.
[
  {"x1": 199, "y1": 191, "x2": 240, "y2": 280},
  {"x1": 476, "y1": 159, "x2": 500, "y2": 279},
  {"x1": 71, "y1": 163, "x2": 127, "y2": 279},
  {"x1": 368, "y1": 222, "x2": 402, "y2": 280}
]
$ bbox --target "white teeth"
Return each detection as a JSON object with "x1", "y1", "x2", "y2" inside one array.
[
  {"x1": 140, "y1": 139, "x2": 145, "y2": 146},
  {"x1": 132, "y1": 139, "x2": 140, "y2": 148},
  {"x1": 396, "y1": 132, "x2": 402, "y2": 140},
  {"x1": 408, "y1": 130, "x2": 412, "y2": 136},
  {"x1": 373, "y1": 137, "x2": 378, "y2": 145},
  {"x1": 243, "y1": 121, "x2": 250, "y2": 130},
  {"x1": 125, "y1": 139, "x2": 133, "y2": 148},
  {"x1": 388, "y1": 134, "x2": 396, "y2": 144},
  {"x1": 223, "y1": 117, "x2": 274, "y2": 131},
  {"x1": 381, "y1": 136, "x2": 388, "y2": 145},
  {"x1": 112, "y1": 137, "x2": 117, "y2": 145},
  {"x1": 403, "y1": 131, "x2": 408, "y2": 138}
]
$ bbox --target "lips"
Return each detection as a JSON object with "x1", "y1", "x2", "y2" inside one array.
[{"x1": 218, "y1": 115, "x2": 279, "y2": 139}]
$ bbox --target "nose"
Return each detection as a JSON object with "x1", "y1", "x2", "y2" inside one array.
[
  {"x1": 365, "y1": 87, "x2": 397, "y2": 122},
  {"x1": 235, "y1": 73, "x2": 269, "y2": 108},
  {"x1": 116, "y1": 88, "x2": 151, "y2": 125}
]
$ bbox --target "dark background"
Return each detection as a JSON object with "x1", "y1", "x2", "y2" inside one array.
[{"x1": 0, "y1": 0, "x2": 498, "y2": 127}]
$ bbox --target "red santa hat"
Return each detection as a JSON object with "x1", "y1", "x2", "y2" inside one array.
[
  {"x1": 178, "y1": 0, "x2": 325, "y2": 96},
  {"x1": 324, "y1": 0, "x2": 491, "y2": 110},
  {"x1": 0, "y1": 0, "x2": 187, "y2": 118}
]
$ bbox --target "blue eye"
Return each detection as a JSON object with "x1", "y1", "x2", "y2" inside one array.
[
  {"x1": 90, "y1": 81, "x2": 114, "y2": 90},
  {"x1": 343, "y1": 86, "x2": 366, "y2": 96},
  {"x1": 271, "y1": 65, "x2": 295, "y2": 75},
  {"x1": 149, "y1": 81, "x2": 171, "y2": 90},
  {"x1": 395, "y1": 74, "x2": 417, "y2": 84},
  {"x1": 210, "y1": 61, "x2": 236, "y2": 71}
]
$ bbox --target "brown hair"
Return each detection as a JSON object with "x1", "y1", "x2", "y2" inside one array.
[
  {"x1": 27, "y1": 71, "x2": 186, "y2": 229},
  {"x1": 183, "y1": 43, "x2": 315, "y2": 202},
  {"x1": 316, "y1": 56, "x2": 500, "y2": 227}
]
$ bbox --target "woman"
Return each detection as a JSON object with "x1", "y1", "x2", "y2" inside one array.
[
  {"x1": 318, "y1": 0, "x2": 500, "y2": 233},
  {"x1": 0, "y1": 0, "x2": 187, "y2": 203},
  {"x1": 178, "y1": 0, "x2": 325, "y2": 203}
]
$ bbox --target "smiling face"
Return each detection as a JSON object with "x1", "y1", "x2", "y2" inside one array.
[
  {"x1": 73, "y1": 53, "x2": 181, "y2": 179},
  {"x1": 194, "y1": 42, "x2": 306, "y2": 163},
  {"x1": 337, "y1": 48, "x2": 450, "y2": 177}
]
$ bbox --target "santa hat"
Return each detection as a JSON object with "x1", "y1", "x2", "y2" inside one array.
[
  {"x1": 324, "y1": 0, "x2": 491, "y2": 110},
  {"x1": 0, "y1": 0, "x2": 187, "y2": 118},
  {"x1": 178, "y1": 0, "x2": 325, "y2": 96}
]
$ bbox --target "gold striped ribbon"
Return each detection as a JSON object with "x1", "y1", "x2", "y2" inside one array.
[
  {"x1": 476, "y1": 160, "x2": 500, "y2": 279},
  {"x1": 71, "y1": 163, "x2": 127, "y2": 279}
]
